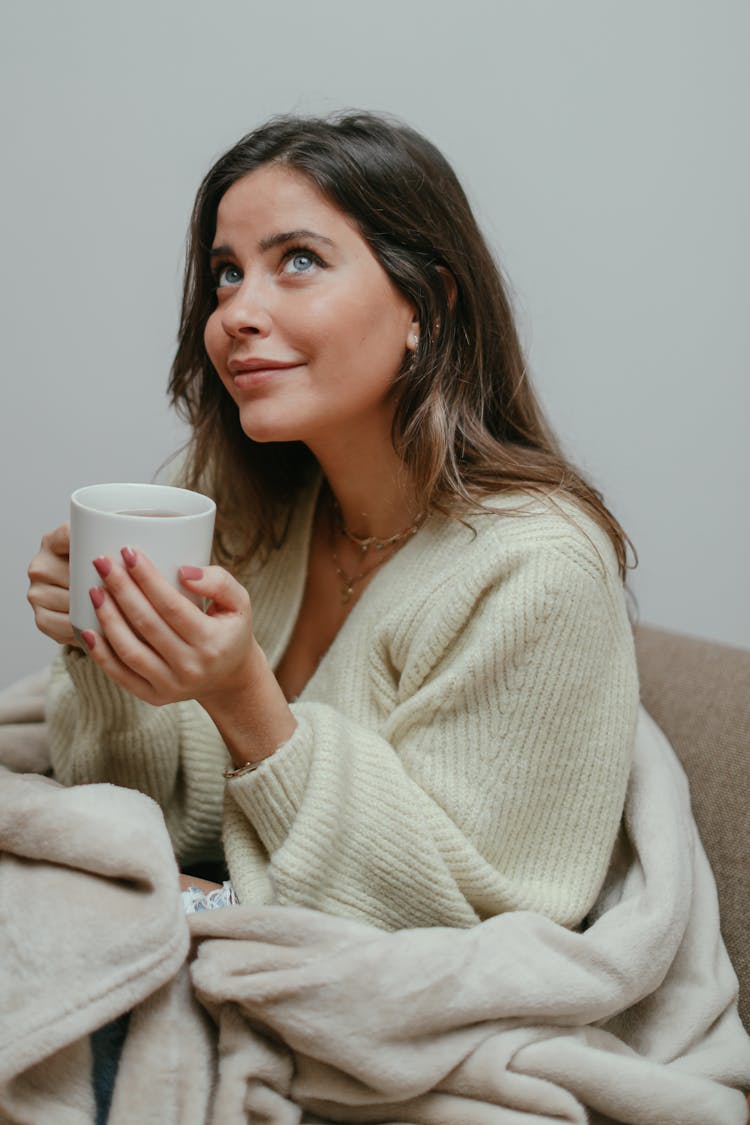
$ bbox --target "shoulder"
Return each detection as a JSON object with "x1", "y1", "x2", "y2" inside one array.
[
  {"x1": 384, "y1": 490, "x2": 633, "y2": 682},
  {"x1": 412, "y1": 490, "x2": 625, "y2": 607}
]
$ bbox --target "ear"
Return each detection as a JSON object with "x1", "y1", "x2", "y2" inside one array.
[{"x1": 405, "y1": 308, "x2": 421, "y2": 353}]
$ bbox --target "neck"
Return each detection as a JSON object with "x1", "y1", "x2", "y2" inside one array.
[{"x1": 309, "y1": 431, "x2": 421, "y2": 541}]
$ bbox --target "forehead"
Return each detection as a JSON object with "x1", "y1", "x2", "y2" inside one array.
[{"x1": 214, "y1": 164, "x2": 357, "y2": 239}]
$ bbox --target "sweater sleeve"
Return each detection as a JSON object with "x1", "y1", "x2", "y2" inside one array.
[
  {"x1": 223, "y1": 527, "x2": 639, "y2": 930},
  {"x1": 46, "y1": 647, "x2": 227, "y2": 864}
]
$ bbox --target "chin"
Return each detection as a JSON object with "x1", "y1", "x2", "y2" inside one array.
[{"x1": 236, "y1": 405, "x2": 306, "y2": 446}]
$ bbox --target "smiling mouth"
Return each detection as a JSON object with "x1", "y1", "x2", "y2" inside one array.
[
  {"x1": 228, "y1": 357, "x2": 300, "y2": 373},
  {"x1": 228, "y1": 361, "x2": 302, "y2": 390}
]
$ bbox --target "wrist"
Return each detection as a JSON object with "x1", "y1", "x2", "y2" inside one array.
[
  {"x1": 196, "y1": 639, "x2": 266, "y2": 714},
  {"x1": 198, "y1": 642, "x2": 297, "y2": 768}
]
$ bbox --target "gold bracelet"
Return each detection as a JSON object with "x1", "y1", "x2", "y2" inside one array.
[{"x1": 223, "y1": 759, "x2": 264, "y2": 780}]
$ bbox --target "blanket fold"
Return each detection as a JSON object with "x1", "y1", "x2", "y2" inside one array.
[
  {"x1": 0, "y1": 667, "x2": 748, "y2": 1123},
  {"x1": 0, "y1": 666, "x2": 50, "y2": 774},
  {"x1": 183, "y1": 710, "x2": 750, "y2": 1122},
  {"x1": 0, "y1": 768, "x2": 189, "y2": 1094}
]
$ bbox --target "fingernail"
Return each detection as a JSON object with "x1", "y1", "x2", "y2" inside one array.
[
  {"x1": 179, "y1": 566, "x2": 204, "y2": 581},
  {"x1": 121, "y1": 546, "x2": 137, "y2": 569},
  {"x1": 89, "y1": 586, "x2": 105, "y2": 609},
  {"x1": 93, "y1": 556, "x2": 112, "y2": 578},
  {"x1": 81, "y1": 630, "x2": 96, "y2": 651}
]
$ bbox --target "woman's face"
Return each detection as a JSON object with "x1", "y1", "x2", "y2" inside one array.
[{"x1": 203, "y1": 164, "x2": 418, "y2": 452}]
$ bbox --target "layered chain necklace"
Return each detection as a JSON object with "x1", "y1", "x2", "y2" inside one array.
[{"x1": 329, "y1": 495, "x2": 426, "y2": 604}]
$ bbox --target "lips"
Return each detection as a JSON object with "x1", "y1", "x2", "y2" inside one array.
[
  {"x1": 227, "y1": 357, "x2": 302, "y2": 389},
  {"x1": 228, "y1": 358, "x2": 300, "y2": 374}
]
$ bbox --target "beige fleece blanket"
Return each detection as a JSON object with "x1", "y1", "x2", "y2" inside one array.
[{"x1": 0, "y1": 669, "x2": 748, "y2": 1124}]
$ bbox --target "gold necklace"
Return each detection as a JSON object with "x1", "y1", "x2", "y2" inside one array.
[
  {"x1": 329, "y1": 498, "x2": 426, "y2": 604},
  {"x1": 332, "y1": 498, "x2": 426, "y2": 553},
  {"x1": 330, "y1": 543, "x2": 395, "y2": 604}
]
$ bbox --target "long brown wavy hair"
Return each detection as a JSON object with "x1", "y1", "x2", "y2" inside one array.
[{"x1": 169, "y1": 111, "x2": 633, "y2": 577}]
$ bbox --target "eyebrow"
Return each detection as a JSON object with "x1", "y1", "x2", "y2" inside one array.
[{"x1": 209, "y1": 229, "x2": 335, "y2": 258}]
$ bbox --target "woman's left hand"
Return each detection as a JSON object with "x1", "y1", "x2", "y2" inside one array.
[{"x1": 82, "y1": 548, "x2": 260, "y2": 710}]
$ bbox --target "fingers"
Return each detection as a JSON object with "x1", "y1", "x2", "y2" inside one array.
[
  {"x1": 86, "y1": 550, "x2": 253, "y2": 705},
  {"x1": 27, "y1": 584, "x2": 72, "y2": 643},
  {"x1": 28, "y1": 583, "x2": 69, "y2": 615},
  {"x1": 28, "y1": 524, "x2": 72, "y2": 644},
  {"x1": 107, "y1": 549, "x2": 214, "y2": 644},
  {"x1": 89, "y1": 557, "x2": 190, "y2": 674},
  {"x1": 110, "y1": 549, "x2": 249, "y2": 631},
  {"x1": 44, "y1": 523, "x2": 71, "y2": 557},
  {"x1": 80, "y1": 628, "x2": 164, "y2": 705},
  {"x1": 178, "y1": 563, "x2": 251, "y2": 618},
  {"x1": 28, "y1": 534, "x2": 71, "y2": 589},
  {"x1": 31, "y1": 607, "x2": 77, "y2": 647}
]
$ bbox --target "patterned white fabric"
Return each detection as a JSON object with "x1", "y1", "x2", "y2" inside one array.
[{"x1": 180, "y1": 880, "x2": 238, "y2": 915}]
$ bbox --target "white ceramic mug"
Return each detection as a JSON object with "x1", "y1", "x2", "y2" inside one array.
[{"x1": 69, "y1": 482, "x2": 216, "y2": 636}]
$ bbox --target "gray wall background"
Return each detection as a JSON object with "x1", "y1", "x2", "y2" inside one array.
[{"x1": 2, "y1": 0, "x2": 748, "y2": 689}]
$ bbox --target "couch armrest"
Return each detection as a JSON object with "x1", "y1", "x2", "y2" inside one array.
[{"x1": 634, "y1": 624, "x2": 750, "y2": 1032}]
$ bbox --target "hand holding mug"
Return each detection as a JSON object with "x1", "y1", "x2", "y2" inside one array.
[
  {"x1": 29, "y1": 481, "x2": 295, "y2": 758},
  {"x1": 82, "y1": 547, "x2": 261, "y2": 709},
  {"x1": 27, "y1": 524, "x2": 76, "y2": 646},
  {"x1": 64, "y1": 481, "x2": 258, "y2": 710},
  {"x1": 68, "y1": 483, "x2": 216, "y2": 637},
  {"x1": 28, "y1": 482, "x2": 216, "y2": 657}
]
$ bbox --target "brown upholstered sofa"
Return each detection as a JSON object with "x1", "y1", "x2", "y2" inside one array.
[{"x1": 634, "y1": 624, "x2": 750, "y2": 1035}]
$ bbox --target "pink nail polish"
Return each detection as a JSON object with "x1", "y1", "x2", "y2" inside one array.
[
  {"x1": 89, "y1": 586, "x2": 105, "y2": 609},
  {"x1": 179, "y1": 566, "x2": 203, "y2": 581},
  {"x1": 121, "y1": 546, "x2": 137, "y2": 569},
  {"x1": 93, "y1": 556, "x2": 112, "y2": 578},
  {"x1": 81, "y1": 631, "x2": 96, "y2": 651}
]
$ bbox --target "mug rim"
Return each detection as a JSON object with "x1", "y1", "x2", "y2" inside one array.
[{"x1": 71, "y1": 482, "x2": 216, "y2": 519}]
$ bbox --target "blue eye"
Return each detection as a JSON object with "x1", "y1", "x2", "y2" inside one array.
[
  {"x1": 283, "y1": 252, "x2": 315, "y2": 274},
  {"x1": 281, "y1": 247, "x2": 326, "y2": 275},
  {"x1": 216, "y1": 264, "x2": 242, "y2": 288}
]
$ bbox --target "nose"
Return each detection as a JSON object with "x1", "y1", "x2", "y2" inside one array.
[{"x1": 219, "y1": 277, "x2": 273, "y2": 338}]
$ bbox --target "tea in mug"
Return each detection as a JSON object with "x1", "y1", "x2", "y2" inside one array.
[{"x1": 115, "y1": 509, "x2": 183, "y2": 517}]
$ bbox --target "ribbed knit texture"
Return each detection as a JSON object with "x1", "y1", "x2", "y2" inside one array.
[
  {"x1": 47, "y1": 653, "x2": 227, "y2": 866},
  {"x1": 47, "y1": 486, "x2": 638, "y2": 932}
]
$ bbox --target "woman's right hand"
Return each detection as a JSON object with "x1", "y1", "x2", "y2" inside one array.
[{"x1": 27, "y1": 523, "x2": 77, "y2": 646}]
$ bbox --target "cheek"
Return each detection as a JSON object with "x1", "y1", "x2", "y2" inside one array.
[
  {"x1": 351, "y1": 276, "x2": 411, "y2": 350},
  {"x1": 203, "y1": 311, "x2": 224, "y2": 364},
  {"x1": 202, "y1": 315, "x2": 236, "y2": 400},
  {"x1": 319, "y1": 293, "x2": 399, "y2": 359}
]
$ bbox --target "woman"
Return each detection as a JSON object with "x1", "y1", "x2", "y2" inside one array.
[{"x1": 28, "y1": 112, "x2": 638, "y2": 931}]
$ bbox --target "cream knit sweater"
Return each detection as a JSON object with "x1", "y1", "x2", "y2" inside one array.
[{"x1": 48, "y1": 485, "x2": 638, "y2": 932}]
